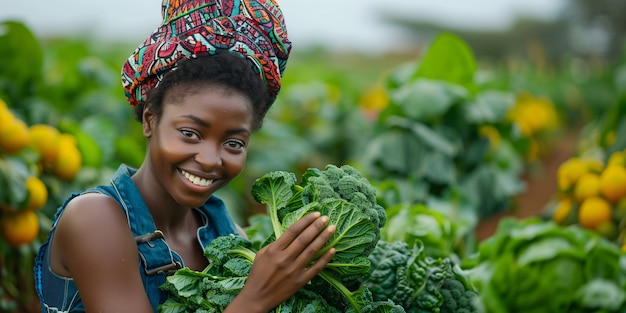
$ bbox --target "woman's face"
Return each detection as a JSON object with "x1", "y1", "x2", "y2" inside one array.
[{"x1": 143, "y1": 83, "x2": 253, "y2": 209}]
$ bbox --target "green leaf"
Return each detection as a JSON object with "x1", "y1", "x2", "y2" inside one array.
[
  {"x1": 316, "y1": 199, "x2": 376, "y2": 264},
  {"x1": 464, "y1": 91, "x2": 516, "y2": 124},
  {"x1": 421, "y1": 151, "x2": 456, "y2": 185},
  {"x1": 250, "y1": 171, "x2": 298, "y2": 238},
  {"x1": 576, "y1": 279, "x2": 626, "y2": 310},
  {"x1": 366, "y1": 130, "x2": 424, "y2": 175},
  {"x1": 413, "y1": 33, "x2": 477, "y2": 89},
  {"x1": 0, "y1": 21, "x2": 43, "y2": 99},
  {"x1": 387, "y1": 117, "x2": 458, "y2": 157},
  {"x1": 388, "y1": 79, "x2": 467, "y2": 120}
]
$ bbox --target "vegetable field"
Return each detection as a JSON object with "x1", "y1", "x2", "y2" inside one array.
[{"x1": 1, "y1": 20, "x2": 626, "y2": 312}]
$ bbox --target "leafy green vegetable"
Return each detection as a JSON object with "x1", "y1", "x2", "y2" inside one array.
[
  {"x1": 364, "y1": 240, "x2": 481, "y2": 313},
  {"x1": 465, "y1": 218, "x2": 626, "y2": 313},
  {"x1": 160, "y1": 164, "x2": 398, "y2": 313}
]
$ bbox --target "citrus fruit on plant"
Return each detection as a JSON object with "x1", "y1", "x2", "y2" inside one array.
[
  {"x1": 0, "y1": 118, "x2": 30, "y2": 154},
  {"x1": 29, "y1": 124, "x2": 61, "y2": 167},
  {"x1": 25, "y1": 176, "x2": 48, "y2": 211},
  {"x1": 578, "y1": 196, "x2": 612, "y2": 230},
  {"x1": 1, "y1": 210, "x2": 39, "y2": 247},
  {"x1": 557, "y1": 158, "x2": 588, "y2": 192},
  {"x1": 0, "y1": 100, "x2": 14, "y2": 126},
  {"x1": 552, "y1": 198, "x2": 573, "y2": 224},
  {"x1": 607, "y1": 151, "x2": 626, "y2": 167},
  {"x1": 573, "y1": 172, "x2": 601, "y2": 201},
  {"x1": 599, "y1": 165, "x2": 626, "y2": 202},
  {"x1": 53, "y1": 134, "x2": 82, "y2": 181}
]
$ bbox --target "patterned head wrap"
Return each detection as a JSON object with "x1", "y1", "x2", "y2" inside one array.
[{"x1": 121, "y1": 0, "x2": 291, "y2": 111}]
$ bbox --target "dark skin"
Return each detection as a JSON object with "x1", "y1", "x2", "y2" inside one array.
[{"x1": 50, "y1": 83, "x2": 336, "y2": 313}]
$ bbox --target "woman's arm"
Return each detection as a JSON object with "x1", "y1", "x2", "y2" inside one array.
[
  {"x1": 52, "y1": 193, "x2": 153, "y2": 313},
  {"x1": 225, "y1": 212, "x2": 336, "y2": 313}
]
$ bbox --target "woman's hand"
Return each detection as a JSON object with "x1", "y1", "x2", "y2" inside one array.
[{"x1": 225, "y1": 212, "x2": 336, "y2": 313}]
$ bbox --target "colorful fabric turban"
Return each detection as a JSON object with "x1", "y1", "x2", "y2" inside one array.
[{"x1": 121, "y1": 0, "x2": 291, "y2": 110}]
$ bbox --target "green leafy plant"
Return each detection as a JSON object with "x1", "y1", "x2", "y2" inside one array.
[
  {"x1": 364, "y1": 240, "x2": 482, "y2": 313},
  {"x1": 362, "y1": 33, "x2": 527, "y2": 224},
  {"x1": 160, "y1": 164, "x2": 403, "y2": 313},
  {"x1": 465, "y1": 217, "x2": 626, "y2": 313}
]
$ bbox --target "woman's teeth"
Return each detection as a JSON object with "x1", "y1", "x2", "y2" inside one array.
[{"x1": 181, "y1": 170, "x2": 213, "y2": 187}]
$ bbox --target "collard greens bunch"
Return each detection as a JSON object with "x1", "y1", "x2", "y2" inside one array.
[
  {"x1": 159, "y1": 164, "x2": 480, "y2": 313},
  {"x1": 160, "y1": 164, "x2": 401, "y2": 313}
]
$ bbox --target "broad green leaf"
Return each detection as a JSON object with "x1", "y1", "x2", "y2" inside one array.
[
  {"x1": 387, "y1": 117, "x2": 458, "y2": 156},
  {"x1": 365, "y1": 129, "x2": 428, "y2": 175},
  {"x1": 388, "y1": 79, "x2": 468, "y2": 121},
  {"x1": 421, "y1": 151, "x2": 456, "y2": 185},
  {"x1": 576, "y1": 279, "x2": 626, "y2": 310},
  {"x1": 317, "y1": 199, "x2": 376, "y2": 263},
  {"x1": 0, "y1": 21, "x2": 43, "y2": 98},
  {"x1": 251, "y1": 170, "x2": 297, "y2": 237},
  {"x1": 464, "y1": 90, "x2": 516, "y2": 124},
  {"x1": 413, "y1": 32, "x2": 477, "y2": 89},
  {"x1": 516, "y1": 237, "x2": 578, "y2": 266}
]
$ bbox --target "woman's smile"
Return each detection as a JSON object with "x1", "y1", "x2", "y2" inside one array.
[{"x1": 180, "y1": 169, "x2": 213, "y2": 187}]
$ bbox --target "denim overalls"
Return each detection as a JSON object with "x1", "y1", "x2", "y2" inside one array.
[{"x1": 34, "y1": 164, "x2": 239, "y2": 312}]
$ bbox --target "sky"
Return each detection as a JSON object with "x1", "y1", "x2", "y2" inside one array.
[{"x1": 0, "y1": 0, "x2": 567, "y2": 54}]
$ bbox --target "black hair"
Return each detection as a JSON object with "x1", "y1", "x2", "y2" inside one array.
[{"x1": 135, "y1": 51, "x2": 270, "y2": 131}]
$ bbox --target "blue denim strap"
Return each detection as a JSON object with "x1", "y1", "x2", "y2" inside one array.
[{"x1": 105, "y1": 165, "x2": 181, "y2": 275}]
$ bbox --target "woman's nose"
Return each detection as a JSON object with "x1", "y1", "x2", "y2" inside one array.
[{"x1": 193, "y1": 144, "x2": 223, "y2": 169}]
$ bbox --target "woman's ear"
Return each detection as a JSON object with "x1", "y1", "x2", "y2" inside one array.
[{"x1": 142, "y1": 108, "x2": 156, "y2": 138}]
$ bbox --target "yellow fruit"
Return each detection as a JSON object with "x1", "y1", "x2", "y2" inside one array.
[
  {"x1": 608, "y1": 151, "x2": 626, "y2": 167},
  {"x1": 1, "y1": 210, "x2": 39, "y2": 247},
  {"x1": 578, "y1": 197, "x2": 613, "y2": 230},
  {"x1": 573, "y1": 172, "x2": 601, "y2": 201},
  {"x1": 359, "y1": 86, "x2": 389, "y2": 120},
  {"x1": 622, "y1": 244, "x2": 626, "y2": 253},
  {"x1": 0, "y1": 103, "x2": 14, "y2": 128},
  {"x1": 581, "y1": 157, "x2": 604, "y2": 174},
  {"x1": 0, "y1": 118, "x2": 30, "y2": 154},
  {"x1": 599, "y1": 165, "x2": 626, "y2": 202},
  {"x1": 29, "y1": 124, "x2": 61, "y2": 167},
  {"x1": 479, "y1": 125, "x2": 501, "y2": 149},
  {"x1": 558, "y1": 158, "x2": 587, "y2": 184},
  {"x1": 553, "y1": 198, "x2": 573, "y2": 224},
  {"x1": 25, "y1": 176, "x2": 48, "y2": 211},
  {"x1": 53, "y1": 134, "x2": 82, "y2": 181}
]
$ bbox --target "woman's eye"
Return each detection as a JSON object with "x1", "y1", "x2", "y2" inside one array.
[
  {"x1": 225, "y1": 140, "x2": 245, "y2": 149},
  {"x1": 181, "y1": 129, "x2": 199, "y2": 139}
]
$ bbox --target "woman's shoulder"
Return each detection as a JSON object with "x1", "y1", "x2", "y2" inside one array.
[{"x1": 56, "y1": 192, "x2": 130, "y2": 244}]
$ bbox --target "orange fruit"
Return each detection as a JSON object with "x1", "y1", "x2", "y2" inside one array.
[
  {"x1": 29, "y1": 124, "x2": 61, "y2": 167},
  {"x1": 25, "y1": 176, "x2": 48, "y2": 211},
  {"x1": 0, "y1": 118, "x2": 30, "y2": 154},
  {"x1": 599, "y1": 165, "x2": 626, "y2": 202},
  {"x1": 578, "y1": 196, "x2": 613, "y2": 230},
  {"x1": 573, "y1": 172, "x2": 601, "y2": 201},
  {"x1": 53, "y1": 134, "x2": 82, "y2": 181},
  {"x1": 552, "y1": 198, "x2": 573, "y2": 224},
  {"x1": 1, "y1": 210, "x2": 39, "y2": 247}
]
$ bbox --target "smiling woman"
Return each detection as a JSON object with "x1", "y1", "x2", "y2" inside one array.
[{"x1": 32, "y1": 1, "x2": 338, "y2": 313}]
